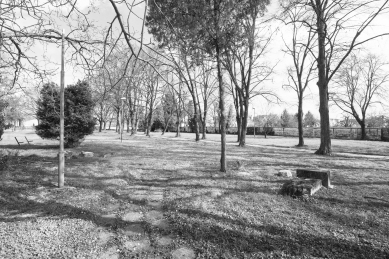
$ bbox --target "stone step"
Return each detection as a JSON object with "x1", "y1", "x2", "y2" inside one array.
[
  {"x1": 296, "y1": 169, "x2": 333, "y2": 188},
  {"x1": 279, "y1": 178, "x2": 322, "y2": 197}
]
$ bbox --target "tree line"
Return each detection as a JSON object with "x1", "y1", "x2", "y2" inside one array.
[{"x1": 1, "y1": 0, "x2": 389, "y2": 172}]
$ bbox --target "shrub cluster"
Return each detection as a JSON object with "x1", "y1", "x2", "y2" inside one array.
[{"x1": 35, "y1": 80, "x2": 95, "y2": 147}]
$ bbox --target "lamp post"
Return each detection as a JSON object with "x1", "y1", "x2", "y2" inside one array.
[
  {"x1": 253, "y1": 107, "x2": 256, "y2": 138},
  {"x1": 120, "y1": 97, "x2": 126, "y2": 142}
]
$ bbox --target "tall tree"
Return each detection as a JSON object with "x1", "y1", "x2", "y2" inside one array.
[
  {"x1": 281, "y1": 3, "x2": 316, "y2": 146},
  {"x1": 280, "y1": 109, "x2": 291, "y2": 128},
  {"x1": 331, "y1": 54, "x2": 389, "y2": 139},
  {"x1": 147, "y1": 0, "x2": 271, "y2": 172},
  {"x1": 285, "y1": 0, "x2": 389, "y2": 154},
  {"x1": 222, "y1": 3, "x2": 274, "y2": 147},
  {"x1": 304, "y1": 111, "x2": 318, "y2": 127}
]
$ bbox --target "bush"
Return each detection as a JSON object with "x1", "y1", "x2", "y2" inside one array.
[
  {"x1": 0, "y1": 115, "x2": 4, "y2": 140},
  {"x1": 0, "y1": 101, "x2": 7, "y2": 140},
  {"x1": 35, "y1": 80, "x2": 95, "y2": 147}
]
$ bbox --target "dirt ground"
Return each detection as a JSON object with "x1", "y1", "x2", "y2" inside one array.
[{"x1": 1, "y1": 129, "x2": 388, "y2": 258}]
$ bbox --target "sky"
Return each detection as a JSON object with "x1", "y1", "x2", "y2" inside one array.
[
  {"x1": 13, "y1": 0, "x2": 389, "y2": 121},
  {"x1": 251, "y1": 0, "x2": 389, "y2": 120}
]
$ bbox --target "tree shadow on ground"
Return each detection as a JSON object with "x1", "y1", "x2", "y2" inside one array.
[
  {"x1": 0, "y1": 144, "x2": 59, "y2": 150},
  {"x1": 164, "y1": 206, "x2": 389, "y2": 258},
  {"x1": 0, "y1": 192, "x2": 142, "y2": 231}
]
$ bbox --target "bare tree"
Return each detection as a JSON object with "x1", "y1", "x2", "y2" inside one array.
[
  {"x1": 168, "y1": 71, "x2": 189, "y2": 137},
  {"x1": 281, "y1": 4, "x2": 317, "y2": 146},
  {"x1": 284, "y1": 0, "x2": 389, "y2": 154},
  {"x1": 143, "y1": 57, "x2": 164, "y2": 137},
  {"x1": 195, "y1": 60, "x2": 218, "y2": 139},
  {"x1": 223, "y1": 18, "x2": 277, "y2": 147},
  {"x1": 169, "y1": 48, "x2": 202, "y2": 141},
  {"x1": 331, "y1": 53, "x2": 389, "y2": 139}
]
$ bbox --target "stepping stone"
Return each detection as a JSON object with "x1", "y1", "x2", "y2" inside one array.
[
  {"x1": 152, "y1": 219, "x2": 170, "y2": 231},
  {"x1": 102, "y1": 179, "x2": 128, "y2": 187},
  {"x1": 103, "y1": 203, "x2": 121, "y2": 212},
  {"x1": 130, "y1": 191, "x2": 149, "y2": 201},
  {"x1": 148, "y1": 201, "x2": 163, "y2": 210},
  {"x1": 100, "y1": 214, "x2": 117, "y2": 226},
  {"x1": 122, "y1": 224, "x2": 145, "y2": 236},
  {"x1": 148, "y1": 194, "x2": 164, "y2": 201},
  {"x1": 145, "y1": 210, "x2": 164, "y2": 222},
  {"x1": 124, "y1": 239, "x2": 151, "y2": 252},
  {"x1": 97, "y1": 230, "x2": 115, "y2": 245},
  {"x1": 122, "y1": 212, "x2": 143, "y2": 222},
  {"x1": 236, "y1": 171, "x2": 252, "y2": 177},
  {"x1": 150, "y1": 186, "x2": 163, "y2": 192},
  {"x1": 172, "y1": 247, "x2": 196, "y2": 259},
  {"x1": 100, "y1": 246, "x2": 120, "y2": 259},
  {"x1": 156, "y1": 236, "x2": 173, "y2": 246}
]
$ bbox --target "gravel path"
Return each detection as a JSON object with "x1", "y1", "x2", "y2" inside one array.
[{"x1": 0, "y1": 177, "x2": 196, "y2": 259}]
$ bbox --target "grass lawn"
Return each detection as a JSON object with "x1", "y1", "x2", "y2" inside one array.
[{"x1": 1, "y1": 129, "x2": 389, "y2": 258}]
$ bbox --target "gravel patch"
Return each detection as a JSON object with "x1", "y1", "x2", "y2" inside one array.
[{"x1": 0, "y1": 218, "x2": 102, "y2": 259}]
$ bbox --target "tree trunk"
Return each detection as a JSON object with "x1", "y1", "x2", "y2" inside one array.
[
  {"x1": 131, "y1": 110, "x2": 137, "y2": 135},
  {"x1": 232, "y1": 84, "x2": 241, "y2": 142},
  {"x1": 99, "y1": 107, "x2": 103, "y2": 132},
  {"x1": 99, "y1": 120, "x2": 103, "y2": 132},
  {"x1": 216, "y1": 44, "x2": 226, "y2": 172},
  {"x1": 202, "y1": 109, "x2": 207, "y2": 139},
  {"x1": 315, "y1": 3, "x2": 332, "y2": 155},
  {"x1": 193, "y1": 102, "x2": 200, "y2": 141},
  {"x1": 146, "y1": 110, "x2": 152, "y2": 137},
  {"x1": 239, "y1": 99, "x2": 248, "y2": 147},
  {"x1": 297, "y1": 95, "x2": 304, "y2": 146},
  {"x1": 360, "y1": 121, "x2": 366, "y2": 140},
  {"x1": 236, "y1": 115, "x2": 241, "y2": 142},
  {"x1": 162, "y1": 117, "x2": 171, "y2": 135},
  {"x1": 116, "y1": 110, "x2": 120, "y2": 133},
  {"x1": 176, "y1": 120, "x2": 181, "y2": 137},
  {"x1": 316, "y1": 83, "x2": 331, "y2": 154}
]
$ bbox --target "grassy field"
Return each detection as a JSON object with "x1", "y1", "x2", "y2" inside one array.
[{"x1": 1, "y1": 129, "x2": 389, "y2": 258}]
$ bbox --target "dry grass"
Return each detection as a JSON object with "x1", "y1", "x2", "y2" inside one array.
[{"x1": 1, "y1": 129, "x2": 389, "y2": 258}]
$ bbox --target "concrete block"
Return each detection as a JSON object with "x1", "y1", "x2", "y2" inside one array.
[
  {"x1": 296, "y1": 169, "x2": 333, "y2": 188},
  {"x1": 278, "y1": 170, "x2": 292, "y2": 177},
  {"x1": 80, "y1": 151, "x2": 94, "y2": 157},
  {"x1": 279, "y1": 178, "x2": 322, "y2": 196}
]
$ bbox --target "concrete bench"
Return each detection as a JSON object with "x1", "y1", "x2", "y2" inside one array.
[{"x1": 296, "y1": 169, "x2": 333, "y2": 188}]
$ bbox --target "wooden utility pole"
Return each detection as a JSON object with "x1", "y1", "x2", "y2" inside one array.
[{"x1": 58, "y1": 29, "x2": 65, "y2": 188}]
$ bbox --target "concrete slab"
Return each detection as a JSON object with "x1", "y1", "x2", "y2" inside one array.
[
  {"x1": 280, "y1": 179, "x2": 322, "y2": 196},
  {"x1": 296, "y1": 169, "x2": 333, "y2": 188},
  {"x1": 172, "y1": 247, "x2": 196, "y2": 259},
  {"x1": 124, "y1": 239, "x2": 151, "y2": 252},
  {"x1": 122, "y1": 212, "x2": 143, "y2": 222},
  {"x1": 122, "y1": 224, "x2": 145, "y2": 236}
]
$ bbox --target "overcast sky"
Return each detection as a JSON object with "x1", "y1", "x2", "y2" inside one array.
[{"x1": 23, "y1": 0, "x2": 389, "y2": 120}]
